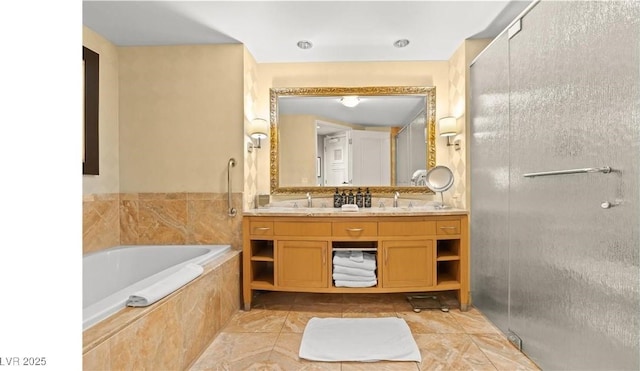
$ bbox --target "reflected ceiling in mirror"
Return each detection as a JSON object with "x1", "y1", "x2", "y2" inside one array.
[{"x1": 270, "y1": 86, "x2": 436, "y2": 195}]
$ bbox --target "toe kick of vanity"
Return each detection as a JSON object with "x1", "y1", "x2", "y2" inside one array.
[{"x1": 242, "y1": 213, "x2": 469, "y2": 310}]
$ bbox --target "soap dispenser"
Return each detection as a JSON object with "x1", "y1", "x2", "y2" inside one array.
[
  {"x1": 347, "y1": 189, "x2": 354, "y2": 205},
  {"x1": 333, "y1": 188, "x2": 342, "y2": 208},
  {"x1": 341, "y1": 189, "x2": 347, "y2": 205},
  {"x1": 364, "y1": 188, "x2": 372, "y2": 208},
  {"x1": 356, "y1": 188, "x2": 364, "y2": 208}
]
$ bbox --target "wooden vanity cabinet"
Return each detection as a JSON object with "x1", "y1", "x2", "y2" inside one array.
[
  {"x1": 381, "y1": 240, "x2": 434, "y2": 288},
  {"x1": 277, "y1": 240, "x2": 328, "y2": 288},
  {"x1": 242, "y1": 213, "x2": 468, "y2": 310}
]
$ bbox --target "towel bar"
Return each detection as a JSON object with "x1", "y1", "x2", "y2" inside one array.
[{"x1": 523, "y1": 166, "x2": 611, "y2": 178}]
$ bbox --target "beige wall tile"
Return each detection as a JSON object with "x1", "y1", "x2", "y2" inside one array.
[
  {"x1": 137, "y1": 198, "x2": 189, "y2": 244},
  {"x1": 81, "y1": 192, "x2": 244, "y2": 252},
  {"x1": 83, "y1": 195, "x2": 120, "y2": 253}
]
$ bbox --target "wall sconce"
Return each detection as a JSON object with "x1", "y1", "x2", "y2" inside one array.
[
  {"x1": 438, "y1": 116, "x2": 458, "y2": 148},
  {"x1": 248, "y1": 118, "x2": 268, "y2": 152}
]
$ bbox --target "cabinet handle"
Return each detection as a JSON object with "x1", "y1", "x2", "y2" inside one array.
[
  {"x1": 254, "y1": 227, "x2": 271, "y2": 232},
  {"x1": 439, "y1": 226, "x2": 457, "y2": 230},
  {"x1": 346, "y1": 228, "x2": 364, "y2": 232},
  {"x1": 385, "y1": 249, "x2": 388, "y2": 265},
  {"x1": 323, "y1": 247, "x2": 326, "y2": 265}
]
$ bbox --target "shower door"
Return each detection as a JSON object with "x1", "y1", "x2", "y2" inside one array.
[
  {"x1": 470, "y1": 1, "x2": 640, "y2": 369},
  {"x1": 469, "y1": 31, "x2": 510, "y2": 334},
  {"x1": 507, "y1": 2, "x2": 639, "y2": 369}
]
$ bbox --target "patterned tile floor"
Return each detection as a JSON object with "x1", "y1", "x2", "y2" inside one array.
[{"x1": 189, "y1": 292, "x2": 540, "y2": 370}]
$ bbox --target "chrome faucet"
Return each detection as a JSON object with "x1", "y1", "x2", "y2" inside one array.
[
  {"x1": 393, "y1": 191, "x2": 400, "y2": 207},
  {"x1": 306, "y1": 192, "x2": 312, "y2": 208}
]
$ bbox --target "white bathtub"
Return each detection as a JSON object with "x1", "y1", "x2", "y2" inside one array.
[{"x1": 83, "y1": 244, "x2": 231, "y2": 330}]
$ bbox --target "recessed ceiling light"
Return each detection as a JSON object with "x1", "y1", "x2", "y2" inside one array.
[
  {"x1": 394, "y1": 39, "x2": 410, "y2": 48},
  {"x1": 297, "y1": 40, "x2": 313, "y2": 49}
]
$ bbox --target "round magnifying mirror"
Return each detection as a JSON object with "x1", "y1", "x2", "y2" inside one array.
[{"x1": 425, "y1": 166, "x2": 454, "y2": 209}]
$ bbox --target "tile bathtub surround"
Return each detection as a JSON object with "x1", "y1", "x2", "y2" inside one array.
[
  {"x1": 190, "y1": 292, "x2": 540, "y2": 371},
  {"x1": 83, "y1": 251, "x2": 241, "y2": 371},
  {"x1": 119, "y1": 192, "x2": 244, "y2": 249},
  {"x1": 83, "y1": 192, "x2": 244, "y2": 253},
  {"x1": 83, "y1": 193, "x2": 120, "y2": 254}
]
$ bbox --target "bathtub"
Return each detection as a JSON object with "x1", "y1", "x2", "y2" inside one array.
[{"x1": 83, "y1": 244, "x2": 231, "y2": 330}]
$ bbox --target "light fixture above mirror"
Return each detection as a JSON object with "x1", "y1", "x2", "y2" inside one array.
[{"x1": 340, "y1": 96, "x2": 360, "y2": 108}]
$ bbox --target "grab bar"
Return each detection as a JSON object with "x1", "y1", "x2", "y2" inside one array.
[
  {"x1": 227, "y1": 158, "x2": 237, "y2": 217},
  {"x1": 523, "y1": 166, "x2": 611, "y2": 178}
]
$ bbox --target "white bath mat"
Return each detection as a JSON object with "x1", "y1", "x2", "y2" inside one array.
[{"x1": 298, "y1": 317, "x2": 421, "y2": 362}]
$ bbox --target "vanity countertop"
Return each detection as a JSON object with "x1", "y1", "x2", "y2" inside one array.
[{"x1": 242, "y1": 207, "x2": 468, "y2": 217}]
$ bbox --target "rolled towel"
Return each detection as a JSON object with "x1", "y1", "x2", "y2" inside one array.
[
  {"x1": 333, "y1": 272, "x2": 376, "y2": 282},
  {"x1": 333, "y1": 252, "x2": 376, "y2": 271},
  {"x1": 333, "y1": 265, "x2": 377, "y2": 277},
  {"x1": 126, "y1": 263, "x2": 203, "y2": 307},
  {"x1": 334, "y1": 279, "x2": 377, "y2": 288},
  {"x1": 349, "y1": 251, "x2": 364, "y2": 263}
]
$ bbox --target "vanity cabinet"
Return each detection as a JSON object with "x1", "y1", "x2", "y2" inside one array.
[
  {"x1": 381, "y1": 240, "x2": 434, "y2": 288},
  {"x1": 242, "y1": 213, "x2": 468, "y2": 310},
  {"x1": 277, "y1": 240, "x2": 328, "y2": 288}
]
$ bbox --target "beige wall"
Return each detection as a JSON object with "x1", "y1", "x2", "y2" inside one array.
[
  {"x1": 83, "y1": 40, "x2": 249, "y2": 253},
  {"x1": 255, "y1": 61, "x2": 450, "y2": 196},
  {"x1": 243, "y1": 47, "x2": 262, "y2": 210},
  {"x1": 118, "y1": 44, "x2": 245, "y2": 193},
  {"x1": 83, "y1": 26, "x2": 120, "y2": 195}
]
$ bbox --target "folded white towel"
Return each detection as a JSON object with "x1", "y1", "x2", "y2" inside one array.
[
  {"x1": 333, "y1": 252, "x2": 376, "y2": 271},
  {"x1": 349, "y1": 251, "x2": 364, "y2": 263},
  {"x1": 334, "y1": 279, "x2": 377, "y2": 288},
  {"x1": 126, "y1": 263, "x2": 203, "y2": 307},
  {"x1": 333, "y1": 265, "x2": 377, "y2": 277},
  {"x1": 333, "y1": 272, "x2": 376, "y2": 281}
]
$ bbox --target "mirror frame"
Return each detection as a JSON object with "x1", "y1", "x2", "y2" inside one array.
[{"x1": 270, "y1": 86, "x2": 436, "y2": 195}]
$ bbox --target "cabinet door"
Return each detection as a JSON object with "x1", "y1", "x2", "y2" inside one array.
[
  {"x1": 277, "y1": 240, "x2": 328, "y2": 288},
  {"x1": 382, "y1": 240, "x2": 433, "y2": 288}
]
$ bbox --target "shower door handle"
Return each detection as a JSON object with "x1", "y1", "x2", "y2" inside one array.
[{"x1": 523, "y1": 166, "x2": 611, "y2": 178}]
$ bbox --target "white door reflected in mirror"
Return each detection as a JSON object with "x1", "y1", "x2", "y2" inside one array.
[{"x1": 324, "y1": 132, "x2": 350, "y2": 186}]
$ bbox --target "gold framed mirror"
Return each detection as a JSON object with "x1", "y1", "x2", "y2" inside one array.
[{"x1": 270, "y1": 86, "x2": 436, "y2": 195}]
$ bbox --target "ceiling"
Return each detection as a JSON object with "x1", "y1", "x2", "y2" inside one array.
[{"x1": 83, "y1": 1, "x2": 532, "y2": 63}]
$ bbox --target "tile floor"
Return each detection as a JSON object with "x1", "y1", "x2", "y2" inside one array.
[{"x1": 189, "y1": 292, "x2": 540, "y2": 370}]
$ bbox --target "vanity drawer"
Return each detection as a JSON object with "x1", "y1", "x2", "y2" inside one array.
[
  {"x1": 274, "y1": 221, "x2": 331, "y2": 236},
  {"x1": 249, "y1": 221, "x2": 274, "y2": 236},
  {"x1": 436, "y1": 220, "x2": 460, "y2": 235},
  {"x1": 332, "y1": 222, "x2": 378, "y2": 237},
  {"x1": 379, "y1": 221, "x2": 436, "y2": 236}
]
